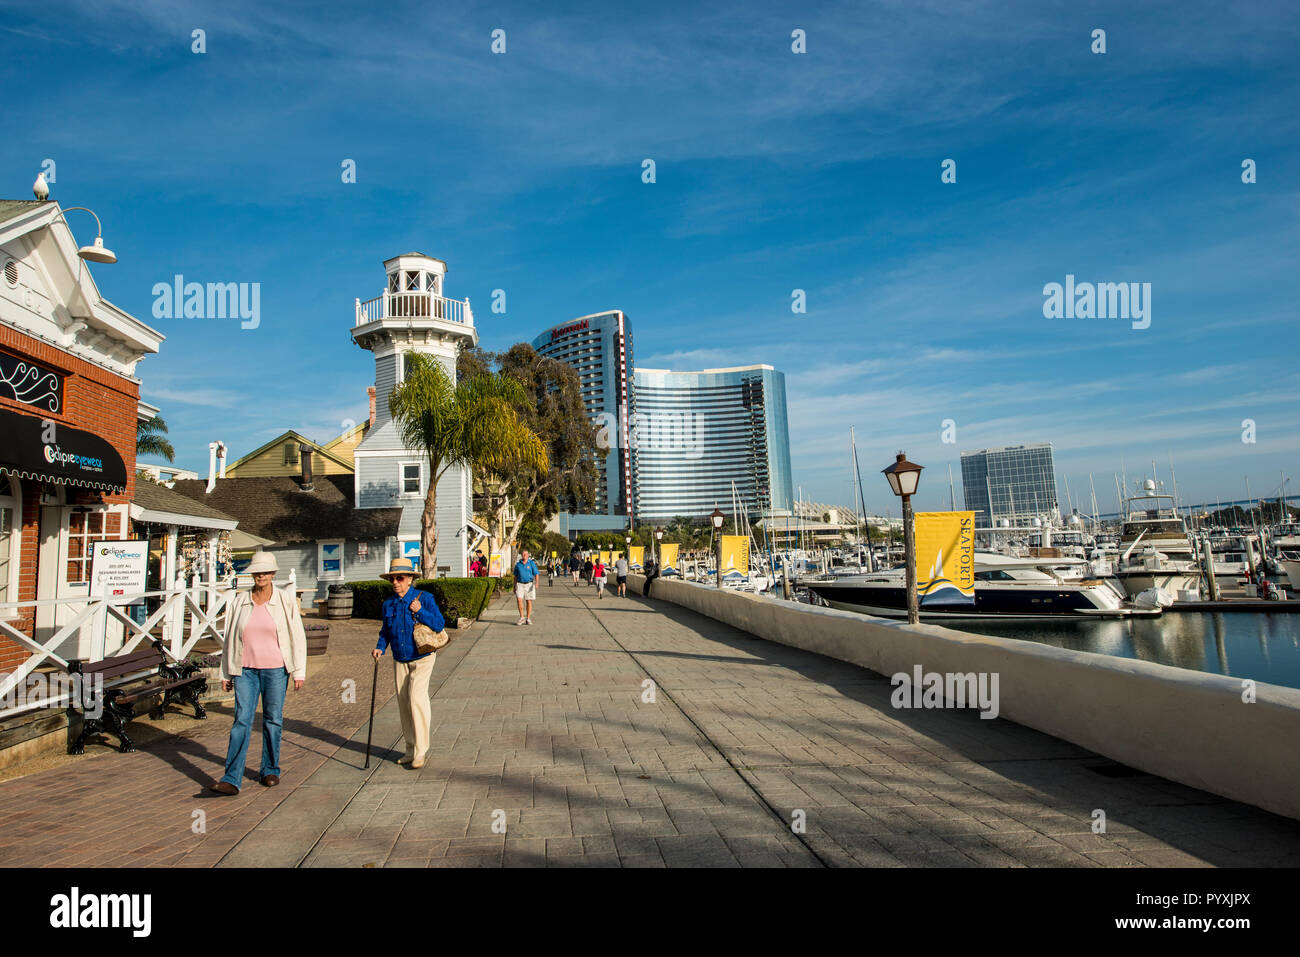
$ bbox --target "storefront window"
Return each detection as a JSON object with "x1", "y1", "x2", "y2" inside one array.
[
  {"x1": 0, "y1": 474, "x2": 15, "y2": 605},
  {"x1": 65, "y1": 508, "x2": 123, "y2": 584}
]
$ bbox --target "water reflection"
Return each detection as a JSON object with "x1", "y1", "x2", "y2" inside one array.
[{"x1": 944, "y1": 613, "x2": 1300, "y2": 690}]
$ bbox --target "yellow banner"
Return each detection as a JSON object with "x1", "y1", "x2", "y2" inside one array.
[
  {"x1": 913, "y1": 512, "x2": 975, "y2": 605},
  {"x1": 720, "y1": 535, "x2": 750, "y2": 576},
  {"x1": 629, "y1": 546, "x2": 645, "y2": 568},
  {"x1": 599, "y1": 550, "x2": 611, "y2": 565},
  {"x1": 658, "y1": 543, "x2": 679, "y2": 572}
]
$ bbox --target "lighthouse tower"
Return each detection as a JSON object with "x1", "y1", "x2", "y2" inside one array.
[{"x1": 351, "y1": 253, "x2": 478, "y2": 576}]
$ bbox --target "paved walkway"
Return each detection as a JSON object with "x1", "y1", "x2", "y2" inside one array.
[{"x1": 3, "y1": 580, "x2": 1300, "y2": 867}]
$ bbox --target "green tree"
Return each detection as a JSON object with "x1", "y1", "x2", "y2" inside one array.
[
  {"x1": 494, "y1": 343, "x2": 602, "y2": 527},
  {"x1": 136, "y1": 415, "x2": 175, "y2": 463},
  {"x1": 390, "y1": 352, "x2": 548, "y2": 575}
]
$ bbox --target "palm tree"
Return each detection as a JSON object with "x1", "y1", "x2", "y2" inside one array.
[
  {"x1": 390, "y1": 351, "x2": 548, "y2": 575},
  {"x1": 137, "y1": 415, "x2": 175, "y2": 463}
]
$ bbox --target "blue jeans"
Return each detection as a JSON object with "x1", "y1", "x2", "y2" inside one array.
[{"x1": 220, "y1": 667, "x2": 289, "y2": 788}]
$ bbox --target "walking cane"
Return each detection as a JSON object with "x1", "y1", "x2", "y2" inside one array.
[{"x1": 363, "y1": 656, "x2": 378, "y2": 769}]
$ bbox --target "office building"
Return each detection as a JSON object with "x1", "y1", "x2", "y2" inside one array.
[
  {"x1": 961, "y1": 442, "x2": 1060, "y2": 527},
  {"x1": 632, "y1": 365, "x2": 793, "y2": 522}
]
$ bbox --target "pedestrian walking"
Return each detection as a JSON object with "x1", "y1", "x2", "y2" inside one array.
[
  {"x1": 614, "y1": 554, "x2": 629, "y2": 597},
  {"x1": 514, "y1": 549, "x2": 540, "y2": 624},
  {"x1": 569, "y1": 552, "x2": 582, "y2": 584},
  {"x1": 371, "y1": 557, "x2": 446, "y2": 769},
  {"x1": 583, "y1": 557, "x2": 593, "y2": 583},
  {"x1": 593, "y1": 558, "x2": 607, "y2": 598},
  {"x1": 210, "y1": 552, "x2": 307, "y2": 795},
  {"x1": 475, "y1": 551, "x2": 489, "y2": 578}
]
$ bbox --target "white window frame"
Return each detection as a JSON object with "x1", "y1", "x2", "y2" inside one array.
[
  {"x1": 317, "y1": 540, "x2": 345, "y2": 581},
  {"x1": 400, "y1": 461, "x2": 422, "y2": 498},
  {"x1": 0, "y1": 474, "x2": 21, "y2": 619}
]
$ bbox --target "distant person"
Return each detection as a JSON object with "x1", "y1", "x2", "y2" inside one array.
[
  {"x1": 514, "y1": 549, "x2": 539, "y2": 625},
  {"x1": 614, "y1": 554, "x2": 629, "y2": 597},
  {"x1": 475, "y1": 551, "x2": 489, "y2": 578},
  {"x1": 569, "y1": 553, "x2": 582, "y2": 584},
  {"x1": 469, "y1": 554, "x2": 481, "y2": 577},
  {"x1": 593, "y1": 558, "x2": 607, "y2": 599},
  {"x1": 643, "y1": 556, "x2": 658, "y2": 597},
  {"x1": 583, "y1": 557, "x2": 593, "y2": 583}
]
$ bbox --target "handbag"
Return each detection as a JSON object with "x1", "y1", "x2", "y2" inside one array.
[{"x1": 412, "y1": 622, "x2": 450, "y2": 653}]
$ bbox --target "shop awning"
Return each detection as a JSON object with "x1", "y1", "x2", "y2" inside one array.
[{"x1": 0, "y1": 408, "x2": 128, "y2": 493}]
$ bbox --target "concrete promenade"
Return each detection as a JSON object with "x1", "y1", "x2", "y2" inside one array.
[{"x1": 2, "y1": 579, "x2": 1299, "y2": 867}]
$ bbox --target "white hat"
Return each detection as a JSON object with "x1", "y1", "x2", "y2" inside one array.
[{"x1": 246, "y1": 552, "x2": 278, "y2": 574}]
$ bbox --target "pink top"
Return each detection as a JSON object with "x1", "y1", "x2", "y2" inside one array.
[{"x1": 241, "y1": 601, "x2": 285, "y2": 669}]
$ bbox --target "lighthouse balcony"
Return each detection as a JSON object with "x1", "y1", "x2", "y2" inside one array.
[{"x1": 355, "y1": 290, "x2": 474, "y2": 327}]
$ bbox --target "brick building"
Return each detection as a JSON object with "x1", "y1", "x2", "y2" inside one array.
[{"x1": 0, "y1": 198, "x2": 164, "y2": 671}]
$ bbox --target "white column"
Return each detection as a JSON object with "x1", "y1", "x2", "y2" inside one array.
[
  {"x1": 206, "y1": 532, "x2": 219, "y2": 611},
  {"x1": 164, "y1": 526, "x2": 178, "y2": 587}
]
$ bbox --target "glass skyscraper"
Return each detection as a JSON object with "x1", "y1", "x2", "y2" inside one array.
[
  {"x1": 632, "y1": 365, "x2": 793, "y2": 521},
  {"x1": 531, "y1": 311, "x2": 634, "y2": 528},
  {"x1": 961, "y1": 442, "x2": 1060, "y2": 527}
]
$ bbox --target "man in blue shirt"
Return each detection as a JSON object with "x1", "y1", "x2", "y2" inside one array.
[
  {"x1": 513, "y1": 549, "x2": 540, "y2": 625},
  {"x1": 371, "y1": 558, "x2": 446, "y2": 768}
]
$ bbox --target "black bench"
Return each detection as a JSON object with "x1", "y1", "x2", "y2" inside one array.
[{"x1": 67, "y1": 639, "x2": 208, "y2": 754}]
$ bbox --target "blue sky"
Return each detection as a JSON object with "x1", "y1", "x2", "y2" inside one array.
[{"x1": 3, "y1": 0, "x2": 1298, "y2": 515}]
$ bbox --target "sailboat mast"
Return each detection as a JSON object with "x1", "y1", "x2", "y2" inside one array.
[{"x1": 851, "y1": 429, "x2": 875, "y2": 572}]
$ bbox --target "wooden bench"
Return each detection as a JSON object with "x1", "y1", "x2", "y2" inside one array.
[{"x1": 67, "y1": 639, "x2": 208, "y2": 755}]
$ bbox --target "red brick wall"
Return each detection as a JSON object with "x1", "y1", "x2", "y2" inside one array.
[{"x1": 0, "y1": 327, "x2": 140, "y2": 671}]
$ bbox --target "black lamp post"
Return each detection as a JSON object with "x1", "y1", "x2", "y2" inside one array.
[
  {"x1": 710, "y1": 507, "x2": 726, "y2": 589},
  {"x1": 654, "y1": 526, "x2": 664, "y2": 569},
  {"x1": 882, "y1": 452, "x2": 924, "y2": 624}
]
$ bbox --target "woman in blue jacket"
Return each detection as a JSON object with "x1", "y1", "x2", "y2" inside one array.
[{"x1": 371, "y1": 558, "x2": 446, "y2": 768}]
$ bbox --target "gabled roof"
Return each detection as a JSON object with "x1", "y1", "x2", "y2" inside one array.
[
  {"x1": 0, "y1": 199, "x2": 50, "y2": 227},
  {"x1": 131, "y1": 478, "x2": 240, "y2": 530},
  {"x1": 169, "y1": 474, "x2": 399, "y2": 544},
  {"x1": 226, "y1": 429, "x2": 354, "y2": 473}
]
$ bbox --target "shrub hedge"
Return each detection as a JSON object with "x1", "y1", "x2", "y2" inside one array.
[{"x1": 346, "y1": 577, "x2": 502, "y2": 623}]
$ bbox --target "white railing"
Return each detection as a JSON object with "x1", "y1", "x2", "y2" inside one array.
[
  {"x1": 355, "y1": 290, "x2": 474, "y2": 327},
  {"x1": 0, "y1": 571, "x2": 299, "y2": 720}
]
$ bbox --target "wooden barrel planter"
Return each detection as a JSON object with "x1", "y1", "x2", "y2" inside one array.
[
  {"x1": 305, "y1": 623, "x2": 330, "y2": 656},
  {"x1": 326, "y1": 583, "x2": 353, "y2": 620}
]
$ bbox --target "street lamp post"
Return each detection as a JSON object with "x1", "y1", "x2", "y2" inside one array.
[
  {"x1": 882, "y1": 452, "x2": 924, "y2": 624},
  {"x1": 710, "y1": 507, "x2": 725, "y2": 589},
  {"x1": 654, "y1": 526, "x2": 664, "y2": 568}
]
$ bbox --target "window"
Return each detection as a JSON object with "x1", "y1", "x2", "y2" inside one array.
[
  {"x1": 66, "y1": 507, "x2": 124, "y2": 584},
  {"x1": 318, "y1": 540, "x2": 344, "y2": 580},
  {"x1": 283, "y1": 441, "x2": 298, "y2": 466},
  {"x1": 0, "y1": 473, "x2": 17, "y2": 609},
  {"x1": 401, "y1": 463, "x2": 421, "y2": 496}
]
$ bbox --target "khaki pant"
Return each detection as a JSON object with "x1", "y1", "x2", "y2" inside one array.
[{"x1": 394, "y1": 654, "x2": 435, "y2": 760}]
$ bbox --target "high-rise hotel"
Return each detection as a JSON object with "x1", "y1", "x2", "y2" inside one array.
[
  {"x1": 531, "y1": 311, "x2": 635, "y2": 531},
  {"x1": 633, "y1": 365, "x2": 794, "y2": 521}
]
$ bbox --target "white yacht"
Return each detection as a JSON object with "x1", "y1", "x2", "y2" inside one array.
[
  {"x1": 801, "y1": 552, "x2": 1155, "y2": 620},
  {"x1": 1114, "y1": 481, "x2": 1202, "y2": 600}
]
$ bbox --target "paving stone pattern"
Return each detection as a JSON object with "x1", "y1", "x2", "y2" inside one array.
[{"x1": 2, "y1": 581, "x2": 1299, "y2": 867}]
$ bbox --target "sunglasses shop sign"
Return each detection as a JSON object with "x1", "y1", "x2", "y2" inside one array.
[{"x1": 89, "y1": 540, "x2": 149, "y2": 602}]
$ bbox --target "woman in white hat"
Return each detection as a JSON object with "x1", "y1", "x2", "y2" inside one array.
[
  {"x1": 371, "y1": 557, "x2": 445, "y2": 769},
  {"x1": 210, "y1": 552, "x2": 307, "y2": 795}
]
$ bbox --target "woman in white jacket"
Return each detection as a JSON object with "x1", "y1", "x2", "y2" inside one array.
[{"x1": 210, "y1": 552, "x2": 307, "y2": 795}]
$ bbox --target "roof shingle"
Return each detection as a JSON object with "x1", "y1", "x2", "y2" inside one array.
[{"x1": 169, "y1": 475, "x2": 399, "y2": 543}]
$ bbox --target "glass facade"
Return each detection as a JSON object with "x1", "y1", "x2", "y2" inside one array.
[
  {"x1": 632, "y1": 366, "x2": 794, "y2": 521},
  {"x1": 961, "y1": 443, "x2": 1060, "y2": 527},
  {"x1": 531, "y1": 311, "x2": 634, "y2": 521}
]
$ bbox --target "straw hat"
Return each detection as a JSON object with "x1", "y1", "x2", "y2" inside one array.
[
  {"x1": 380, "y1": 557, "x2": 418, "y2": 581},
  {"x1": 246, "y1": 552, "x2": 278, "y2": 574}
]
